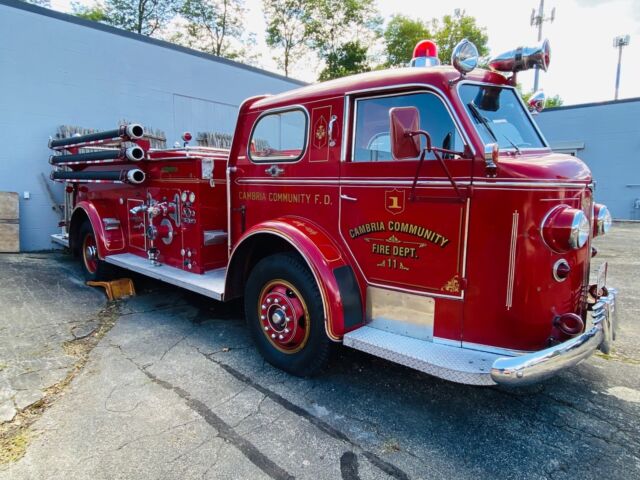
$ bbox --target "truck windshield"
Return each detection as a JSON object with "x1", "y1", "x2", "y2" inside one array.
[{"x1": 458, "y1": 84, "x2": 546, "y2": 151}]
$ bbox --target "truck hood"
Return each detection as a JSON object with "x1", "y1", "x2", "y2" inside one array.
[{"x1": 491, "y1": 151, "x2": 592, "y2": 183}]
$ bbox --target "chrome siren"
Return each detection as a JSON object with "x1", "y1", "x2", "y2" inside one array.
[{"x1": 489, "y1": 39, "x2": 550, "y2": 73}]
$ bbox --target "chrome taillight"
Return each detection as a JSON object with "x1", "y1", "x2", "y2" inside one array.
[
  {"x1": 542, "y1": 206, "x2": 590, "y2": 252},
  {"x1": 593, "y1": 203, "x2": 612, "y2": 237}
]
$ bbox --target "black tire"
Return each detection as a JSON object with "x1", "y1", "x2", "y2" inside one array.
[
  {"x1": 244, "y1": 253, "x2": 331, "y2": 377},
  {"x1": 78, "y1": 221, "x2": 111, "y2": 281}
]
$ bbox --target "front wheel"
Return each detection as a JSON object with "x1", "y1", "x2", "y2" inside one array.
[{"x1": 244, "y1": 253, "x2": 331, "y2": 377}]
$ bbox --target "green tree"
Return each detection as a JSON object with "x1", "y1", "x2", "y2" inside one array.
[
  {"x1": 383, "y1": 15, "x2": 430, "y2": 67},
  {"x1": 429, "y1": 9, "x2": 488, "y2": 65},
  {"x1": 306, "y1": 0, "x2": 381, "y2": 80},
  {"x1": 179, "y1": 0, "x2": 245, "y2": 58},
  {"x1": 318, "y1": 41, "x2": 369, "y2": 81},
  {"x1": 72, "y1": 2, "x2": 108, "y2": 22},
  {"x1": 264, "y1": 0, "x2": 313, "y2": 77},
  {"x1": 520, "y1": 88, "x2": 564, "y2": 108},
  {"x1": 73, "y1": 0, "x2": 176, "y2": 35}
]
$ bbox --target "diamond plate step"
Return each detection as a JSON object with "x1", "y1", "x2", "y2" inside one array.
[{"x1": 343, "y1": 326, "x2": 505, "y2": 385}]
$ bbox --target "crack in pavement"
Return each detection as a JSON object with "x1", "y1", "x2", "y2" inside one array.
[
  {"x1": 116, "y1": 351, "x2": 295, "y2": 480},
  {"x1": 199, "y1": 351, "x2": 411, "y2": 480}
]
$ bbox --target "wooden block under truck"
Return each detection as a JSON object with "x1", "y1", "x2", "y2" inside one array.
[{"x1": 49, "y1": 38, "x2": 618, "y2": 386}]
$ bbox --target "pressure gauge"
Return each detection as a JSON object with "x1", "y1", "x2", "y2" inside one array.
[
  {"x1": 181, "y1": 192, "x2": 188, "y2": 202},
  {"x1": 189, "y1": 192, "x2": 196, "y2": 203}
]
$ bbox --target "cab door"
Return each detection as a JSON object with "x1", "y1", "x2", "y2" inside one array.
[{"x1": 339, "y1": 90, "x2": 472, "y2": 299}]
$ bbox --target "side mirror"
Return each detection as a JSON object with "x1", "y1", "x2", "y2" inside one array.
[
  {"x1": 528, "y1": 90, "x2": 546, "y2": 114},
  {"x1": 389, "y1": 107, "x2": 422, "y2": 160}
]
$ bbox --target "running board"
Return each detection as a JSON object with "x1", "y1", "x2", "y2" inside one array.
[
  {"x1": 51, "y1": 233, "x2": 70, "y2": 248},
  {"x1": 105, "y1": 253, "x2": 225, "y2": 300},
  {"x1": 343, "y1": 326, "x2": 504, "y2": 386}
]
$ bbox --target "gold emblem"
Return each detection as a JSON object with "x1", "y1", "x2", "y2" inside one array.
[
  {"x1": 385, "y1": 189, "x2": 405, "y2": 215},
  {"x1": 313, "y1": 116, "x2": 328, "y2": 148},
  {"x1": 442, "y1": 276, "x2": 460, "y2": 293}
]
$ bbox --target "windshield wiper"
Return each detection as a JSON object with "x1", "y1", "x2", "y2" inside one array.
[
  {"x1": 468, "y1": 102, "x2": 498, "y2": 143},
  {"x1": 502, "y1": 134, "x2": 521, "y2": 155}
]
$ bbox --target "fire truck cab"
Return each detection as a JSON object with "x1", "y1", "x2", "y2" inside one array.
[{"x1": 50, "y1": 39, "x2": 618, "y2": 387}]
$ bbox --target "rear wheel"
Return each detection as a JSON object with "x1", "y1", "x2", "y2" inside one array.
[
  {"x1": 244, "y1": 253, "x2": 331, "y2": 377},
  {"x1": 78, "y1": 221, "x2": 110, "y2": 281}
]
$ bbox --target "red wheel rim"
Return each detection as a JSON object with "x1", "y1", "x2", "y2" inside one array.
[
  {"x1": 258, "y1": 280, "x2": 310, "y2": 354},
  {"x1": 82, "y1": 233, "x2": 98, "y2": 274}
]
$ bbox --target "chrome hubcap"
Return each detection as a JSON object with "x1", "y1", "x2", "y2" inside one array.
[
  {"x1": 259, "y1": 281, "x2": 309, "y2": 353},
  {"x1": 85, "y1": 245, "x2": 97, "y2": 262}
]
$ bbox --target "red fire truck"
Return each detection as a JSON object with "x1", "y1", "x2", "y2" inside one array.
[{"x1": 50, "y1": 39, "x2": 618, "y2": 386}]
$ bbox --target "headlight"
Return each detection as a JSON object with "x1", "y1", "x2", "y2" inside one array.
[
  {"x1": 593, "y1": 204, "x2": 612, "y2": 237},
  {"x1": 542, "y1": 206, "x2": 590, "y2": 252}
]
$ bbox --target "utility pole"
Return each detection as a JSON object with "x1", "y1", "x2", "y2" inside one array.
[
  {"x1": 530, "y1": 0, "x2": 555, "y2": 91},
  {"x1": 613, "y1": 35, "x2": 630, "y2": 100}
]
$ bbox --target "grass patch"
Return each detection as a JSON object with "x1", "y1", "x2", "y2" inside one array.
[
  {"x1": 0, "y1": 301, "x2": 121, "y2": 466},
  {"x1": 0, "y1": 430, "x2": 29, "y2": 464},
  {"x1": 595, "y1": 351, "x2": 640, "y2": 365}
]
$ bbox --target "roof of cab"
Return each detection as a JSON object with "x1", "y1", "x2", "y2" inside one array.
[{"x1": 250, "y1": 66, "x2": 510, "y2": 111}]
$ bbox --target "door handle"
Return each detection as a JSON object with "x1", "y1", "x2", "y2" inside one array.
[
  {"x1": 340, "y1": 194, "x2": 358, "y2": 202},
  {"x1": 265, "y1": 165, "x2": 285, "y2": 177},
  {"x1": 328, "y1": 115, "x2": 338, "y2": 147}
]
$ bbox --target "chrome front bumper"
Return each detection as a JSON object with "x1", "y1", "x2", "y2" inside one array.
[{"x1": 491, "y1": 288, "x2": 618, "y2": 386}]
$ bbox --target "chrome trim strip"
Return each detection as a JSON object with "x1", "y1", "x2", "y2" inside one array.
[
  {"x1": 235, "y1": 177, "x2": 585, "y2": 188},
  {"x1": 461, "y1": 197, "x2": 470, "y2": 281},
  {"x1": 226, "y1": 166, "x2": 235, "y2": 254},
  {"x1": 461, "y1": 341, "x2": 531, "y2": 356},
  {"x1": 506, "y1": 211, "x2": 518, "y2": 309},
  {"x1": 433, "y1": 336, "x2": 462, "y2": 347},
  {"x1": 341, "y1": 95, "x2": 350, "y2": 162},
  {"x1": 237, "y1": 178, "x2": 472, "y2": 187},
  {"x1": 473, "y1": 181, "x2": 586, "y2": 188}
]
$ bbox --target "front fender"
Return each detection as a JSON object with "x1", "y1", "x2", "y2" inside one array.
[
  {"x1": 72, "y1": 201, "x2": 126, "y2": 259},
  {"x1": 228, "y1": 217, "x2": 364, "y2": 340}
]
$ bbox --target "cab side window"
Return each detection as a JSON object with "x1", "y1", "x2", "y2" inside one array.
[
  {"x1": 250, "y1": 109, "x2": 308, "y2": 162},
  {"x1": 352, "y1": 92, "x2": 463, "y2": 162}
]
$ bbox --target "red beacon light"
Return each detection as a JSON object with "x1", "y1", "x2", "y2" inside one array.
[
  {"x1": 182, "y1": 131, "x2": 193, "y2": 147},
  {"x1": 410, "y1": 40, "x2": 441, "y2": 67}
]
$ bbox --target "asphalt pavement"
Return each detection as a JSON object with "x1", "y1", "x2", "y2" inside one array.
[{"x1": 0, "y1": 224, "x2": 638, "y2": 480}]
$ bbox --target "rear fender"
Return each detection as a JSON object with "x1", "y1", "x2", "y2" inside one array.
[
  {"x1": 70, "y1": 201, "x2": 126, "y2": 259},
  {"x1": 226, "y1": 217, "x2": 364, "y2": 340}
]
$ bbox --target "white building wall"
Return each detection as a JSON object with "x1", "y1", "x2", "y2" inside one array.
[{"x1": 0, "y1": 0, "x2": 304, "y2": 250}]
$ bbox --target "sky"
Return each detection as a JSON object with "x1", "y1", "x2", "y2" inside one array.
[{"x1": 50, "y1": 0, "x2": 640, "y2": 105}]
